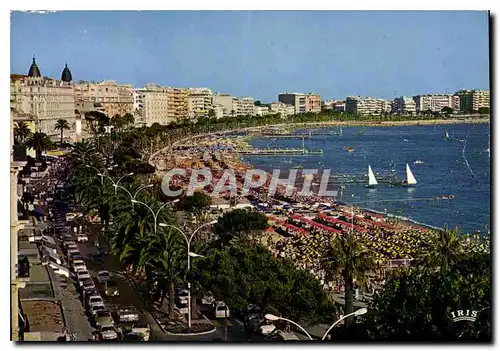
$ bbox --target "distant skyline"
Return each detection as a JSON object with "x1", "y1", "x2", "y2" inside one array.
[{"x1": 10, "y1": 11, "x2": 490, "y2": 102}]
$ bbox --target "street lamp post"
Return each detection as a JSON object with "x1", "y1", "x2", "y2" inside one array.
[
  {"x1": 99, "y1": 173, "x2": 134, "y2": 194},
  {"x1": 85, "y1": 165, "x2": 104, "y2": 185},
  {"x1": 321, "y1": 307, "x2": 368, "y2": 340},
  {"x1": 159, "y1": 221, "x2": 217, "y2": 329},
  {"x1": 132, "y1": 199, "x2": 179, "y2": 232},
  {"x1": 133, "y1": 184, "x2": 154, "y2": 200},
  {"x1": 264, "y1": 314, "x2": 313, "y2": 340}
]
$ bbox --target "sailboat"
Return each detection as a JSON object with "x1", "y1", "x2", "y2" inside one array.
[
  {"x1": 403, "y1": 163, "x2": 417, "y2": 187},
  {"x1": 365, "y1": 165, "x2": 378, "y2": 188},
  {"x1": 445, "y1": 130, "x2": 450, "y2": 140}
]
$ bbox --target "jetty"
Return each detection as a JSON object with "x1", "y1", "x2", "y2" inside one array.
[{"x1": 237, "y1": 148, "x2": 324, "y2": 156}]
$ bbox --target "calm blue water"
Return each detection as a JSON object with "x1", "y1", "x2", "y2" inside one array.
[{"x1": 242, "y1": 123, "x2": 491, "y2": 235}]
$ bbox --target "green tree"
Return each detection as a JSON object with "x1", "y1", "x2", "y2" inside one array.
[
  {"x1": 478, "y1": 107, "x2": 490, "y2": 115},
  {"x1": 14, "y1": 121, "x2": 32, "y2": 144},
  {"x1": 175, "y1": 191, "x2": 212, "y2": 214},
  {"x1": 441, "y1": 107, "x2": 454, "y2": 115},
  {"x1": 213, "y1": 209, "x2": 268, "y2": 245},
  {"x1": 24, "y1": 132, "x2": 53, "y2": 161},
  {"x1": 54, "y1": 119, "x2": 71, "y2": 144},
  {"x1": 363, "y1": 252, "x2": 491, "y2": 341},
  {"x1": 321, "y1": 232, "x2": 376, "y2": 326},
  {"x1": 418, "y1": 227, "x2": 463, "y2": 272}
]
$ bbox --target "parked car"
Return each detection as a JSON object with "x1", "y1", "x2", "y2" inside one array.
[
  {"x1": 49, "y1": 263, "x2": 70, "y2": 278},
  {"x1": 104, "y1": 280, "x2": 119, "y2": 297},
  {"x1": 118, "y1": 306, "x2": 139, "y2": 323},
  {"x1": 99, "y1": 325, "x2": 119, "y2": 341},
  {"x1": 94, "y1": 310, "x2": 115, "y2": 329},
  {"x1": 77, "y1": 233, "x2": 89, "y2": 243},
  {"x1": 69, "y1": 251, "x2": 83, "y2": 261},
  {"x1": 89, "y1": 303, "x2": 106, "y2": 317},
  {"x1": 214, "y1": 301, "x2": 230, "y2": 319},
  {"x1": 71, "y1": 259, "x2": 87, "y2": 273},
  {"x1": 86, "y1": 295, "x2": 104, "y2": 311},
  {"x1": 81, "y1": 278, "x2": 96, "y2": 292},
  {"x1": 97, "y1": 270, "x2": 110, "y2": 284},
  {"x1": 77, "y1": 270, "x2": 91, "y2": 285}
]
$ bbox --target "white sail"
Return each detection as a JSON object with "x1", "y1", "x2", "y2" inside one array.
[
  {"x1": 445, "y1": 130, "x2": 450, "y2": 139},
  {"x1": 368, "y1": 165, "x2": 378, "y2": 186},
  {"x1": 406, "y1": 163, "x2": 417, "y2": 185},
  {"x1": 340, "y1": 126, "x2": 343, "y2": 135}
]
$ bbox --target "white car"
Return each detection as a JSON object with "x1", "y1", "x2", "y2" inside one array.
[
  {"x1": 259, "y1": 320, "x2": 276, "y2": 335},
  {"x1": 99, "y1": 325, "x2": 119, "y2": 340},
  {"x1": 89, "y1": 303, "x2": 106, "y2": 317},
  {"x1": 77, "y1": 270, "x2": 91, "y2": 285},
  {"x1": 97, "y1": 270, "x2": 110, "y2": 284},
  {"x1": 82, "y1": 278, "x2": 96, "y2": 291},
  {"x1": 77, "y1": 234, "x2": 88, "y2": 243},
  {"x1": 214, "y1": 301, "x2": 230, "y2": 319},
  {"x1": 118, "y1": 306, "x2": 139, "y2": 322},
  {"x1": 87, "y1": 295, "x2": 104, "y2": 310},
  {"x1": 72, "y1": 259, "x2": 87, "y2": 272}
]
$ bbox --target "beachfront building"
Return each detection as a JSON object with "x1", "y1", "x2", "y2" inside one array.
[
  {"x1": 413, "y1": 94, "x2": 459, "y2": 113},
  {"x1": 345, "y1": 96, "x2": 391, "y2": 115},
  {"x1": 269, "y1": 102, "x2": 295, "y2": 117},
  {"x1": 212, "y1": 104, "x2": 226, "y2": 119},
  {"x1": 166, "y1": 87, "x2": 189, "y2": 122},
  {"x1": 321, "y1": 99, "x2": 336, "y2": 111},
  {"x1": 74, "y1": 80, "x2": 134, "y2": 118},
  {"x1": 392, "y1": 96, "x2": 416, "y2": 115},
  {"x1": 454, "y1": 90, "x2": 490, "y2": 112},
  {"x1": 213, "y1": 93, "x2": 234, "y2": 117},
  {"x1": 254, "y1": 105, "x2": 271, "y2": 116},
  {"x1": 187, "y1": 87, "x2": 213, "y2": 120},
  {"x1": 132, "y1": 84, "x2": 171, "y2": 126},
  {"x1": 233, "y1": 97, "x2": 255, "y2": 116},
  {"x1": 10, "y1": 58, "x2": 77, "y2": 136},
  {"x1": 278, "y1": 92, "x2": 321, "y2": 114},
  {"x1": 333, "y1": 101, "x2": 346, "y2": 112}
]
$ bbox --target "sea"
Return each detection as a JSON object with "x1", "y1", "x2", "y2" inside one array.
[{"x1": 241, "y1": 123, "x2": 491, "y2": 235}]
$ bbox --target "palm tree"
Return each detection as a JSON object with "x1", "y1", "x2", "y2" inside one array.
[
  {"x1": 24, "y1": 132, "x2": 53, "y2": 161},
  {"x1": 54, "y1": 119, "x2": 70, "y2": 144},
  {"x1": 418, "y1": 226, "x2": 462, "y2": 271},
  {"x1": 14, "y1": 121, "x2": 32, "y2": 144},
  {"x1": 137, "y1": 228, "x2": 186, "y2": 315},
  {"x1": 321, "y1": 232, "x2": 376, "y2": 326},
  {"x1": 122, "y1": 113, "x2": 135, "y2": 128}
]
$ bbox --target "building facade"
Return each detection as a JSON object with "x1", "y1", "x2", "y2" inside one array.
[
  {"x1": 345, "y1": 96, "x2": 391, "y2": 115},
  {"x1": 233, "y1": 97, "x2": 255, "y2": 116},
  {"x1": 213, "y1": 94, "x2": 235, "y2": 117},
  {"x1": 392, "y1": 96, "x2": 417, "y2": 115},
  {"x1": 133, "y1": 84, "x2": 170, "y2": 126},
  {"x1": 413, "y1": 94, "x2": 458, "y2": 113},
  {"x1": 187, "y1": 88, "x2": 213, "y2": 120},
  {"x1": 278, "y1": 93, "x2": 321, "y2": 114},
  {"x1": 74, "y1": 80, "x2": 134, "y2": 118},
  {"x1": 269, "y1": 102, "x2": 295, "y2": 117},
  {"x1": 166, "y1": 87, "x2": 189, "y2": 122},
  {"x1": 455, "y1": 90, "x2": 490, "y2": 112},
  {"x1": 11, "y1": 75, "x2": 76, "y2": 136},
  {"x1": 254, "y1": 105, "x2": 271, "y2": 116}
]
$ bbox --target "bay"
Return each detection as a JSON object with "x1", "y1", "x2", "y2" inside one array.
[{"x1": 242, "y1": 123, "x2": 491, "y2": 235}]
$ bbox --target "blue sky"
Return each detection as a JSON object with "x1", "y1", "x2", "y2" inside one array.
[{"x1": 10, "y1": 11, "x2": 489, "y2": 102}]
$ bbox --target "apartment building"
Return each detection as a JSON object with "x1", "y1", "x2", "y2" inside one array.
[
  {"x1": 333, "y1": 101, "x2": 346, "y2": 112},
  {"x1": 166, "y1": 87, "x2": 189, "y2": 121},
  {"x1": 188, "y1": 87, "x2": 213, "y2": 120},
  {"x1": 254, "y1": 105, "x2": 271, "y2": 116},
  {"x1": 278, "y1": 92, "x2": 321, "y2": 114},
  {"x1": 213, "y1": 94, "x2": 236, "y2": 117},
  {"x1": 413, "y1": 94, "x2": 458, "y2": 113},
  {"x1": 213, "y1": 104, "x2": 226, "y2": 119},
  {"x1": 455, "y1": 90, "x2": 490, "y2": 112},
  {"x1": 74, "y1": 80, "x2": 134, "y2": 118},
  {"x1": 345, "y1": 96, "x2": 391, "y2": 115},
  {"x1": 392, "y1": 96, "x2": 417, "y2": 115},
  {"x1": 133, "y1": 84, "x2": 170, "y2": 126},
  {"x1": 233, "y1": 97, "x2": 255, "y2": 116},
  {"x1": 10, "y1": 59, "x2": 76, "y2": 136},
  {"x1": 321, "y1": 100, "x2": 336, "y2": 111},
  {"x1": 269, "y1": 102, "x2": 295, "y2": 117}
]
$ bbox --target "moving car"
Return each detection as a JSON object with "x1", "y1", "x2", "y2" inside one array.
[
  {"x1": 105, "y1": 280, "x2": 119, "y2": 296},
  {"x1": 118, "y1": 306, "x2": 139, "y2": 323},
  {"x1": 94, "y1": 310, "x2": 114, "y2": 328},
  {"x1": 268, "y1": 330, "x2": 300, "y2": 341},
  {"x1": 122, "y1": 322, "x2": 150, "y2": 341},
  {"x1": 122, "y1": 332, "x2": 144, "y2": 341},
  {"x1": 77, "y1": 233, "x2": 89, "y2": 243},
  {"x1": 97, "y1": 270, "x2": 110, "y2": 284}
]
